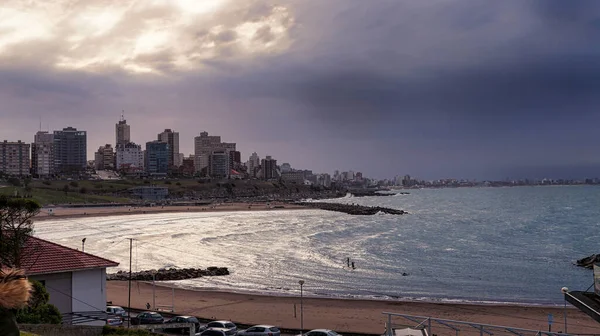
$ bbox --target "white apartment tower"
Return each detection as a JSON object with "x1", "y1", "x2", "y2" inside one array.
[
  {"x1": 247, "y1": 152, "x2": 260, "y2": 178},
  {"x1": 32, "y1": 131, "x2": 54, "y2": 177},
  {"x1": 193, "y1": 132, "x2": 236, "y2": 174},
  {"x1": 115, "y1": 142, "x2": 144, "y2": 172}
]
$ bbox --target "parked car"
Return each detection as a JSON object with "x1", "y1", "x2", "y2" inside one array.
[
  {"x1": 106, "y1": 305, "x2": 127, "y2": 318},
  {"x1": 106, "y1": 316, "x2": 123, "y2": 326},
  {"x1": 237, "y1": 325, "x2": 281, "y2": 336},
  {"x1": 131, "y1": 311, "x2": 164, "y2": 325},
  {"x1": 204, "y1": 321, "x2": 237, "y2": 336},
  {"x1": 298, "y1": 330, "x2": 342, "y2": 336},
  {"x1": 199, "y1": 330, "x2": 228, "y2": 336},
  {"x1": 165, "y1": 315, "x2": 201, "y2": 334}
]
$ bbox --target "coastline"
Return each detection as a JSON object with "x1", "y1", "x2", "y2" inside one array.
[
  {"x1": 107, "y1": 281, "x2": 598, "y2": 334},
  {"x1": 34, "y1": 202, "x2": 309, "y2": 221}
]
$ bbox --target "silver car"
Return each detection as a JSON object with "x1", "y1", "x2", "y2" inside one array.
[
  {"x1": 238, "y1": 325, "x2": 281, "y2": 336},
  {"x1": 205, "y1": 321, "x2": 237, "y2": 336},
  {"x1": 298, "y1": 330, "x2": 342, "y2": 336}
]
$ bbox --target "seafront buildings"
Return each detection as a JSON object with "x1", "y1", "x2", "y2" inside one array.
[
  {"x1": 115, "y1": 142, "x2": 144, "y2": 173},
  {"x1": 31, "y1": 131, "x2": 54, "y2": 177},
  {"x1": 158, "y1": 129, "x2": 180, "y2": 169},
  {"x1": 53, "y1": 127, "x2": 87, "y2": 174},
  {"x1": 94, "y1": 144, "x2": 115, "y2": 171},
  {"x1": 0, "y1": 140, "x2": 30, "y2": 176},
  {"x1": 194, "y1": 132, "x2": 236, "y2": 176},
  {"x1": 115, "y1": 114, "x2": 130, "y2": 146},
  {"x1": 145, "y1": 140, "x2": 169, "y2": 176}
]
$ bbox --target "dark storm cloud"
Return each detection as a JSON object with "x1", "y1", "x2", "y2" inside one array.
[{"x1": 2, "y1": 0, "x2": 600, "y2": 179}]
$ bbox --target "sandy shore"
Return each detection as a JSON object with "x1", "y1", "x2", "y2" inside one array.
[
  {"x1": 34, "y1": 202, "x2": 307, "y2": 221},
  {"x1": 107, "y1": 282, "x2": 598, "y2": 335}
]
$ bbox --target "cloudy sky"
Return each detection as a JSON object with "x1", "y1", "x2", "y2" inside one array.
[{"x1": 1, "y1": 0, "x2": 599, "y2": 180}]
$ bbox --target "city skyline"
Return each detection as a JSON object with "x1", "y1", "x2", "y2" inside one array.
[{"x1": 1, "y1": 1, "x2": 600, "y2": 180}]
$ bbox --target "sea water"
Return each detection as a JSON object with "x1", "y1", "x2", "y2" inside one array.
[{"x1": 34, "y1": 186, "x2": 599, "y2": 305}]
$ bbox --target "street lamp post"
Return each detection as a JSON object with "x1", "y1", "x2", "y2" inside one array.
[
  {"x1": 299, "y1": 280, "x2": 305, "y2": 334},
  {"x1": 152, "y1": 270, "x2": 157, "y2": 310},
  {"x1": 561, "y1": 287, "x2": 569, "y2": 334},
  {"x1": 81, "y1": 238, "x2": 86, "y2": 252}
]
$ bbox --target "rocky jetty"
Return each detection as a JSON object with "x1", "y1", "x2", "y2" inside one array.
[
  {"x1": 576, "y1": 254, "x2": 600, "y2": 269},
  {"x1": 297, "y1": 202, "x2": 407, "y2": 215},
  {"x1": 350, "y1": 190, "x2": 410, "y2": 197},
  {"x1": 107, "y1": 267, "x2": 229, "y2": 281}
]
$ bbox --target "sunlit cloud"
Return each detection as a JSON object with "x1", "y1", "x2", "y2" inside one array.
[{"x1": 0, "y1": 0, "x2": 295, "y2": 74}]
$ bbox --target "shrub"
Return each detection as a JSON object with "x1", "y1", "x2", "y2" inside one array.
[
  {"x1": 69, "y1": 181, "x2": 79, "y2": 188},
  {"x1": 102, "y1": 326, "x2": 159, "y2": 335},
  {"x1": 15, "y1": 280, "x2": 61, "y2": 324},
  {"x1": 164, "y1": 181, "x2": 171, "y2": 185},
  {"x1": 8, "y1": 177, "x2": 21, "y2": 187},
  {"x1": 175, "y1": 182, "x2": 181, "y2": 186},
  {"x1": 79, "y1": 187, "x2": 87, "y2": 194},
  {"x1": 143, "y1": 180, "x2": 150, "y2": 184},
  {"x1": 42, "y1": 180, "x2": 51, "y2": 186}
]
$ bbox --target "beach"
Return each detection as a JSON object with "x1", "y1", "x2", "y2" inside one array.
[
  {"x1": 34, "y1": 202, "x2": 307, "y2": 221},
  {"x1": 107, "y1": 282, "x2": 599, "y2": 335}
]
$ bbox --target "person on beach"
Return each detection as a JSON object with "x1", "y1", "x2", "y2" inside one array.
[
  {"x1": 351, "y1": 261, "x2": 355, "y2": 269},
  {"x1": 347, "y1": 257, "x2": 350, "y2": 267}
]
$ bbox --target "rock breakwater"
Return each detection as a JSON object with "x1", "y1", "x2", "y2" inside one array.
[
  {"x1": 107, "y1": 267, "x2": 229, "y2": 281},
  {"x1": 297, "y1": 202, "x2": 407, "y2": 215},
  {"x1": 576, "y1": 254, "x2": 600, "y2": 269}
]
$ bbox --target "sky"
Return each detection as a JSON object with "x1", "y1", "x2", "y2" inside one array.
[{"x1": 1, "y1": 0, "x2": 600, "y2": 180}]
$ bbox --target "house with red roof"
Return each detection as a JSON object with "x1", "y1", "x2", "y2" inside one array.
[{"x1": 19, "y1": 236, "x2": 119, "y2": 325}]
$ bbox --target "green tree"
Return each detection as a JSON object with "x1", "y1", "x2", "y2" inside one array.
[
  {"x1": 15, "y1": 280, "x2": 61, "y2": 324},
  {"x1": 0, "y1": 196, "x2": 41, "y2": 268},
  {"x1": 62, "y1": 185, "x2": 70, "y2": 196}
]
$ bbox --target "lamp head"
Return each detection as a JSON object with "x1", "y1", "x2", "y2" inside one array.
[
  {"x1": 561, "y1": 287, "x2": 569, "y2": 293},
  {"x1": 299, "y1": 280, "x2": 305, "y2": 285}
]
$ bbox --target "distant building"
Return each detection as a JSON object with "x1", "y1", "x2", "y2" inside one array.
[
  {"x1": 145, "y1": 141, "x2": 169, "y2": 176},
  {"x1": 129, "y1": 186, "x2": 169, "y2": 201},
  {"x1": 158, "y1": 129, "x2": 180, "y2": 168},
  {"x1": 280, "y1": 163, "x2": 292, "y2": 173},
  {"x1": 260, "y1": 155, "x2": 278, "y2": 180},
  {"x1": 281, "y1": 171, "x2": 304, "y2": 184},
  {"x1": 318, "y1": 173, "x2": 332, "y2": 187},
  {"x1": 179, "y1": 156, "x2": 196, "y2": 176},
  {"x1": 229, "y1": 150, "x2": 241, "y2": 170},
  {"x1": 194, "y1": 132, "x2": 235, "y2": 174},
  {"x1": 209, "y1": 150, "x2": 230, "y2": 178},
  {"x1": 53, "y1": 127, "x2": 87, "y2": 174},
  {"x1": 115, "y1": 114, "x2": 130, "y2": 146},
  {"x1": 115, "y1": 142, "x2": 144, "y2": 173},
  {"x1": 0, "y1": 140, "x2": 30, "y2": 176},
  {"x1": 31, "y1": 131, "x2": 54, "y2": 177},
  {"x1": 247, "y1": 152, "x2": 260, "y2": 178},
  {"x1": 174, "y1": 153, "x2": 184, "y2": 168},
  {"x1": 94, "y1": 144, "x2": 114, "y2": 171}
]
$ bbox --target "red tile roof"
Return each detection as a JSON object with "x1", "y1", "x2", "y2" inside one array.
[{"x1": 20, "y1": 236, "x2": 119, "y2": 275}]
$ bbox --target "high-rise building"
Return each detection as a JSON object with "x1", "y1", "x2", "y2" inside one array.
[
  {"x1": 280, "y1": 163, "x2": 292, "y2": 173},
  {"x1": 31, "y1": 131, "x2": 54, "y2": 177},
  {"x1": 115, "y1": 142, "x2": 144, "y2": 173},
  {"x1": 0, "y1": 140, "x2": 30, "y2": 176},
  {"x1": 158, "y1": 129, "x2": 180, "y2": 168},
  {"x1": 209, "y1": 150, "x2": 230, "y2": 178},
  {"x1": 145, "y1": 141, "x2": 169, "y2": 176},
  {"x1": 94, "y1": 144, "x2": 114, "y2": 170},
  {"x1": 229, "y1": 151, "x2": 241, "y2": 171},
  {"x1": 247, "y1": 152, "x2": 260, "y2": 178},
  {"x1": 194, "y1": 132, "x2": 236, "y2": 174},
  {"x1": 53, "y1": 127, "x2": 87, "y2": 174},
  {"x1": 260, "y1": 155, "x2": 278, "y2": 180},
  {"x1": 115, "y1": 113, "x2": 130, "y2": 146}
]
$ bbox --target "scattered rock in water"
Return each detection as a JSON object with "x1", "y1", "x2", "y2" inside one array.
[
  {"x1": 107, "y1": 267, "x2": 230, "y2": 281},
  {"x1": 297, "y1": 202, "x2": 407, "y2": 215},
  {"x1": 576, "y1": 254, "x2": 600, "y2": 269}
]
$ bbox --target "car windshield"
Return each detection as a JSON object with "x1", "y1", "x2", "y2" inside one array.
[
  {"x1": 225, "y1": 323, "x2": 236, "y2": 328},
  {"x1": 188, "y1": 317, "x2": 199, "y2": 323},
  {"x1": 269, "y1": 328, "x2": 280, "y2": 332},
  {"x1": 329, "y1": 332, "x2": 339, "y2": 336},
  {"x1": 208, "y1": 322, "x2": 222, "y2": 327},
  {"x1": 149, "y1": 313, "x2": 161, "y2": 318}
]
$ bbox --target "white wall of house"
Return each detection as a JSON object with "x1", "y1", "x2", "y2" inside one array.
[
  {"x1": 30, "y1": 272, "x2": 73, "y2": 314},
  {"x1": 72, "y1": 268, "x2": 107, "y2": 326}
]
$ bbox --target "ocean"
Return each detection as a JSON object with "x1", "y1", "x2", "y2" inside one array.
[{"x1": 34, "y1": 186, "x2": 599, "y2": 305}]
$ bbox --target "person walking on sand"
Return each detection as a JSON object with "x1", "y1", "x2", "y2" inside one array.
[
  {"x1": 351, "y1": 261, "x2": 355, "y2": 270},
  {"x1": 346, "y1": 257, "x2": 350, "y2": 267}
]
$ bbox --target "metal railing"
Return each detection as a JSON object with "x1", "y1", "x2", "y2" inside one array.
[{"x1": 382, "y1": 312, "x2": 588, "y2": 336}]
